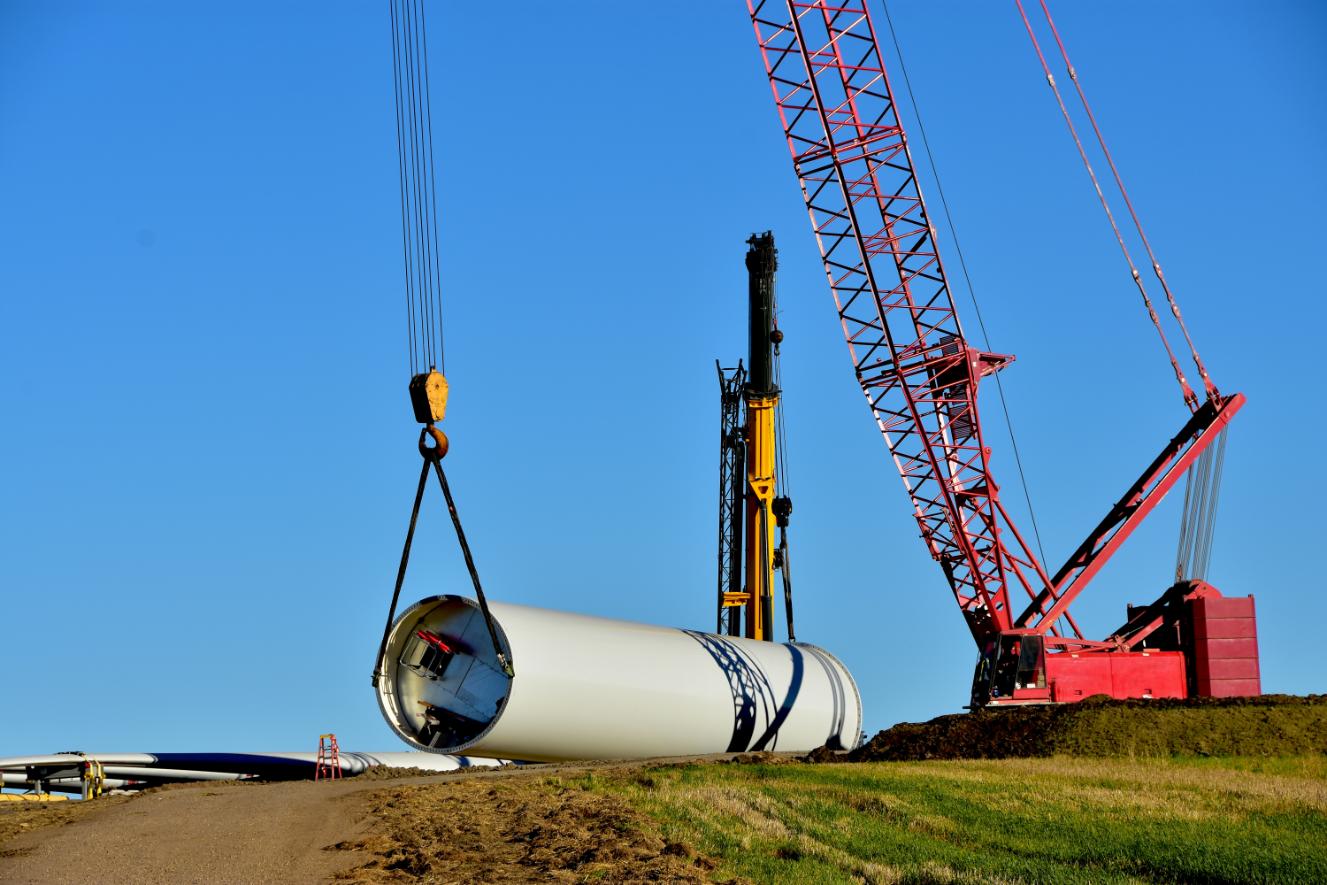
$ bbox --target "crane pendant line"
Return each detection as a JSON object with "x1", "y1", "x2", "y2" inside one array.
[
  {"x1": 1022, "y1": 0, "x2": 1219, "y2": 404},
  {"x1": 1013, "y1": 0, "x2": 1198, "y2": 411},
  {"x1": 748, "y1": 0, "x2": 1061, "y2": 644}
]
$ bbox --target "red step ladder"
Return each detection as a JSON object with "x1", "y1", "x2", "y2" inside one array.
[{"x1": 315, "y1": 733, "x2": 341, "y2": 781}]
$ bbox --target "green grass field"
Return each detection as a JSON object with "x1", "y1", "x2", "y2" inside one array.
[{"x1": 593, "y1": 756, "x2": 1327, "y2": 884}]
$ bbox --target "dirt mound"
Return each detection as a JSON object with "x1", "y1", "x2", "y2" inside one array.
[
  {"x1": 350, "y1": 765, "x2": 458, "y2": 781},
  {"x1": 338, "y1": 774, "x2": 724, "y2": 883},
  {"x1": 838, "y1": 694, "x2": 1327, "y2": 762}
]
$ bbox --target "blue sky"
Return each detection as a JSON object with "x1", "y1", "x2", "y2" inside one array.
[{"x1": 2, "y1": 1, "x2": 1324, "y2": 755}]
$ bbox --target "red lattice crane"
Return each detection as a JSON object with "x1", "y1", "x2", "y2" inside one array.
[{"x1": 746, "y1": 0, "x2": 1258, "y2": 705}]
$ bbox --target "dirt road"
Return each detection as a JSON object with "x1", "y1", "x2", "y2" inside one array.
[
  {"x1": 0, "y1": 761, "x2": 733, "y2": 884},
  {"x1": 0, "y1": 777, "x2": 392, "y2": 885}
]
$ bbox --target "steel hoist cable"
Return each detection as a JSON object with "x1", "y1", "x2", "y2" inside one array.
[
  {"x1": 1175, "y1": 427, "x2": 1228, "y2": 583},
  {"x1": 373, "y1": 0, "x2": 510, "y2": 685},
  {"x1": 389, "y1": 0, "x2": 445, "y2": 376}
]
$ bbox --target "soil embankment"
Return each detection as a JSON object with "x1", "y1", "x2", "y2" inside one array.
[{"x1": 834, "y1": 694, "x2": 1327, "y2": 762}]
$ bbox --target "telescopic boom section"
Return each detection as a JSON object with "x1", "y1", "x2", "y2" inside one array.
[
  {"x1": 747, "y1": 0, "x2": 1060, "y2": 645},
  {"x1": 743, "y1": 233, "x2": 780, "y2": 641}
]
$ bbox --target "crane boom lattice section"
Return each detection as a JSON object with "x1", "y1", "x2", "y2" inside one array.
[
  {"x1": 716, "y1": 363, "x2": 748, "y2": 635},
  {"x1": 748, "y1": 0, "x2": 1063, "y2": 643}
]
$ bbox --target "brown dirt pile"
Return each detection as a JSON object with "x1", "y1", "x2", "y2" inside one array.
[
  {"x1": 350, "y1": 765, "x2": 465, "y2": 781},
  {"x1": 822, "y1": 694, "x2": 1327, "y2": 762},
  {"x1": 337, "y1": 774, "x2": 722, "y2": 883}
]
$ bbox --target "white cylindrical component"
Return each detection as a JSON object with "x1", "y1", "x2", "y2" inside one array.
[{"x1": 375, "y1": 595, "x2": 862, "y2": 762}]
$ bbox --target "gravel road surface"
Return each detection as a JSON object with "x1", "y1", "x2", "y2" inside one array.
[{"x1": 0, "y1": 777, "x2": 405, "y2": 884}]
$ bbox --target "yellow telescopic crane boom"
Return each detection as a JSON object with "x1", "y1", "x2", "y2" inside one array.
[
  {"x1": 742, "y1": 232, "x2": 780, "y2": 641},
  {"x1": 718, "y1": 232, "x2": 793, "y2": 643}
]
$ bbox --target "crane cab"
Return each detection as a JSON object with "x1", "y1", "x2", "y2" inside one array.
[{"x1": 970, "y1": 632, "x2": 1049, "y2": 707}]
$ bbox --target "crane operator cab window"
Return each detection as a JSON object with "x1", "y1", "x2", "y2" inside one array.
[{"x1": 971, "y1": 634, "x2": 1047, "y2": 705}]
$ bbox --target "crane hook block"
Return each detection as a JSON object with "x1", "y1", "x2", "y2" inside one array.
[{"x1": 409, "y1": 369, "x2": 449, "y2": 425}]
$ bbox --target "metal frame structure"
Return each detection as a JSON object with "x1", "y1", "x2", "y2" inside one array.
[{"x1": 716, "y1": 362, "x2": 748, "y2": 635}]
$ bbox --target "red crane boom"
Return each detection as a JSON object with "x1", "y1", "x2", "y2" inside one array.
[
  {"x1": 747, "y1": 0, "x2": 1058, "y2": 643},
  {"x1": 746, "y1": 0, "x2": 1259, "y2": 705}
]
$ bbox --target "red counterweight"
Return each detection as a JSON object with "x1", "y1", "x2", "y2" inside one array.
[{"x1": 1190, "y1": 593, "x2": 1261, "y2": 697}]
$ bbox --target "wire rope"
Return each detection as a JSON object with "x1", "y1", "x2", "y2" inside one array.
[
  {"x1": 1013, "y1": 0, "x2": 1197, "y2": 411},
  {"x1": 388, "y1": 0, "x2": 445, "y2": 375},
  {"x1": 401, "y1": 0, "x2": 432, "y2": 368},
  {"x1": 1015, "y1": 1, "x2": 1232, "y2": 586},
  {"x1": 388, "y1": 0, "x2": 419, "y2": 375},
  {"x1": 1175, "y1": 428, "x2": 1227, "y2": 583},
  {"x1": 406, "y1": 0, "x2": 438, "y2": 370},
  {"x1": 418, "y1": 0, "x2": 445, "y2": 373},
  {"x1": 1035, "y1": 0, "x2": 1214, "y2": 400}
]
